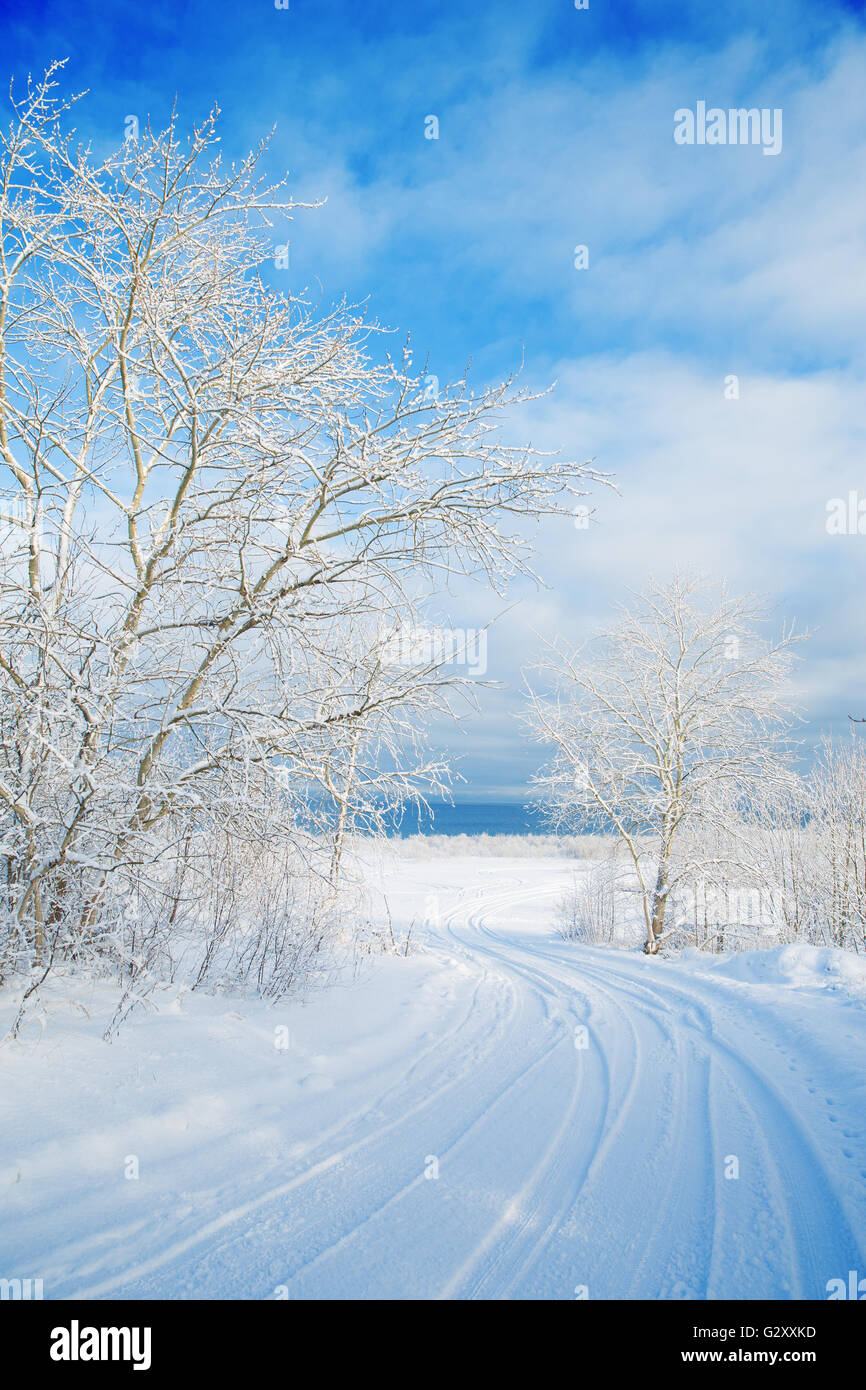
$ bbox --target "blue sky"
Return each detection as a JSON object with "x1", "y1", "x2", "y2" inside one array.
[{"x1": 3, "y1": 0, "x2": 866, "y2": 798}]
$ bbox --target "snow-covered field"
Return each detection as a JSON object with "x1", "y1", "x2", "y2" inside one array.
[{"x1": 2, "y1": 849, "x2": 865, "y2": 1300}]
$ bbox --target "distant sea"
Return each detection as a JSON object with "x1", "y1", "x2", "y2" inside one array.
[{"x1": 380, "y1": 801, "x2": 551, "y2": 838}]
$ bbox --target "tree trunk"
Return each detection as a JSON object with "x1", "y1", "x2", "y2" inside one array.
[{"x1": 644, "y1": 857, "x2": 670, "y2": 954}]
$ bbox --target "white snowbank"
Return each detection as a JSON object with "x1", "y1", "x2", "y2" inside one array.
[
  {"x1": 353, "y1": 831, "x2": 616, "y2": 859},
  {"x1": 679, "y1": 942, "x2": 866, "y2": 998}
]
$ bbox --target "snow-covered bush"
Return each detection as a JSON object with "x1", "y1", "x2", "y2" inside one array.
[
  {"x1": 807, "y1": 737, "x2": 866, "y2": 950},
  {"x1": 738, "y1": 737, "x2": 866, "y2": 952},
  {"x1": 556, "y1": 862, "x2": 620, "y2": 944}
]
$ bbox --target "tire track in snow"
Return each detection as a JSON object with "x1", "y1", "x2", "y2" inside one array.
[
  {"x1": 438, "y1": 880, "x2": 664, "y2": 1298},
  {"x1": 68, "y1": 868, "x2": 866, "y2": 1300},
  {"x1": 435, "y1": 884, "x2": 601, "y2": 1298},
  {"x1": 573, "y1": 950, "x2": 865, "y2": 1297},
  {"x1": 455, "y1": 893, "x2": 717, "y2": 1299},
  {"x1": 68, "y1": 941, "x2": 518, "y2": 1299},
  {"x1": 278, "y1": 880, "x2": 591, "y2": 1298}
]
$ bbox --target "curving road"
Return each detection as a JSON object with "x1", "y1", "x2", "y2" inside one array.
[{"x1": 57, "y1": 869, "x2": 866, "y2": 1301}]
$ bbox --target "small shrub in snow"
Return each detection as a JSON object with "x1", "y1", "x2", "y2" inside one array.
[{"x1": 556, "y1": 863, "x2": 620, "y2": 944}]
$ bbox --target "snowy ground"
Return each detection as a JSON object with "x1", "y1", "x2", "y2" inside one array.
[{"x1": 1, "y1": 849, "x2": 865, "y2": 1300}]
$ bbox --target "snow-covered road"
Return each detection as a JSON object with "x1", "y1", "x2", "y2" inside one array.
[
  {"x1": 426, "y1": 872, "x2": 866, "y2": 1300},
  {"x1": 2, "y1": 856, "x2": 865, "y2": 1300}
]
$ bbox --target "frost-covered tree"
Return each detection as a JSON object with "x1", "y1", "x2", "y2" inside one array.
[
  {"x1": 808, "y1": 736, "x2": 866, "y2": 949},
  {"x1": 526, "y1": 574, "x2": 801, "y2": 953},
  {"x1": 744, "y1": 735, "x2": 866, "y2": 951},
  {"x1": 0, "y1": 63, "x2": 599, "y2": 999}
]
